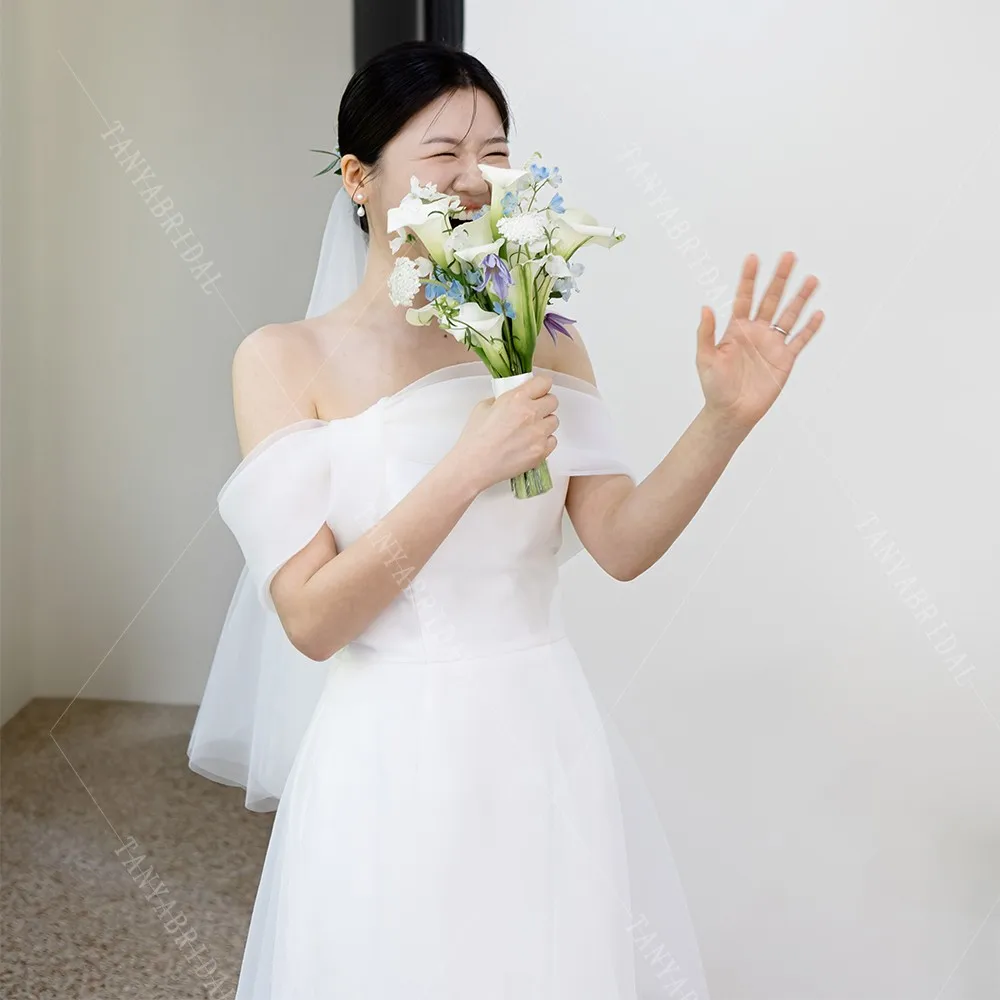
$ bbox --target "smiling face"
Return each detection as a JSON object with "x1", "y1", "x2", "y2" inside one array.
[{"x1": 342, "y1": 87, "x2": 510, "y2": 242}]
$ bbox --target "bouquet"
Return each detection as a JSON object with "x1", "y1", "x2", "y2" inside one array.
[{"x1": 386, "y1": 153, "x2": 626, "y2": 499}]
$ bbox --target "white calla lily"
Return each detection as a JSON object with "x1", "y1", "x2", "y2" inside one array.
[
  {"x1": 445, "y1": 212, "x2": 495, "y2": 255},
  {"x1": 453, "y1": 238, "x2": 505, "y2": 266},
  {"x1": 405, "y1": 301, "x2": 439, "y2": 326},
  {"x1": 449, "y1": 301, "x2": 504, "y2": 340},
  {"x1": 479, "y1": 163, "x2": 532, "y2": 228},
  {"x1": 546, "y1": 207, "x2": 625, "y2": 258},
  {"x1": 477, "y1": 164, "x2": 532, "y2": 190}
]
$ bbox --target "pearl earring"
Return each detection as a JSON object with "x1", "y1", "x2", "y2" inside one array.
[{"x1": 355, "y1": 196, "x2": 365, "y2": 218}]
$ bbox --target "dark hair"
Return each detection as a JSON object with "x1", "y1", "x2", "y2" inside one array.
[{"x1": 337, "y1": 41, "x2": 512, "y2": 234}]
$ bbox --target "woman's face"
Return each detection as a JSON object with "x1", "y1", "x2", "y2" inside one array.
[{"x1": 348, "y1": 87, "x2": 511, "y2": 240}]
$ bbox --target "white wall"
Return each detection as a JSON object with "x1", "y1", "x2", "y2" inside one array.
[
  {"x1": 468, "y1": 1, "x2": 1000, "y2": 997},
  {"x1": 0, "y1": 0, "x2": 352, "y2": 724}
]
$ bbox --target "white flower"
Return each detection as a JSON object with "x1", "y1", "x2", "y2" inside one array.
[
  {"x1": 451, "y1": 301, "x2": 505, "y2": 341},
  {"x1": 453, "y1": 238, "x2": 505, "y2": 266},
  {"x1": 542, "y1": 254, "x2": 571, "y2": 277},
  {"x1": 387, "y1": 257, "x2": 424, "y2": 307},
  {"x1": 444, "y1": 212, "x2": 495, "y2": 254},
  {"x1": 477, "y1": 164, "x2": 532, "y2": 191},
  {"x1": 387, "y1": 194, "x2": 458, "y2": 268},
  {"x1": 390, "y1": 231, "x2": 417, "y2": 254},
  {"x1": 408, "y1": 175, "x2": 455, "y2": 203},
  {"x1": 479, "y1": 163, "x2": 533, "y2": 228},
  {"x1": 497, "y1": 211, "x2": 548, "y2": 247},
  {"x1": 405, "y1": 301, "x2": 439, "y2": 326},
  {"x1": 387, "y1": 193, "x2": 447, "y2": 231},
  {"x1": 546, "y1": 207, "x2": 625, "y2": 257}
]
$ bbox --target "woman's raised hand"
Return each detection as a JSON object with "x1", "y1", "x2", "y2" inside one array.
[{"x1": 696, "y1": 252, "x2": 824, "y2": 430}]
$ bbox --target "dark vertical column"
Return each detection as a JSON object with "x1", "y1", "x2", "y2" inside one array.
[
  {"x1": 353, "y1": 0, "x2": 419, "y2": 69},
  {"x1": 425, "y1": 0, "x2": 463, "y2": 48},
  {"x1": 353, "y1": 0, "x2": 464, "y2": 68}
]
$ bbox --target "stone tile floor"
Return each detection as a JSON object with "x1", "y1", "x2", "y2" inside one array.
[{"x1": 1, "y1": 698, "x2": 272, "y2": 999}]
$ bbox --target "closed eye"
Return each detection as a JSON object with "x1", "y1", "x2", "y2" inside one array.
[{"x1": 432, "y1": 150, "x2": 509, "y2": 158}]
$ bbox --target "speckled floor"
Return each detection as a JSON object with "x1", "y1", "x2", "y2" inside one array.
[{"x1": 1, "y1": 698, "x2": 271, "y2": 999}]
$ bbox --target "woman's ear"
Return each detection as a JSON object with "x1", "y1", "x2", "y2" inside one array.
[{"x1": 339, "y1": 154, "x2": 366, "y2": 203}]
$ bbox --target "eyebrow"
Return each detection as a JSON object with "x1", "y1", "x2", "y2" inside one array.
[{"x1": 421, "y1": 135, "x2": 509, "y2": 146}]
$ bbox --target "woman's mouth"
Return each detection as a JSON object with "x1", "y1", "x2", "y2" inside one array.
[{"x1": 449, "y1": 206, "x2": 485, "y2": 228}]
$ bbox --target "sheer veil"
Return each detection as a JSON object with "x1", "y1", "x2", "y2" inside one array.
[
  {"x1": 304, "y1": 185, "x2": 368, "y2": 318},
  {"x1": 187, "y1": 184, "x2": 368, "y2": 812}
]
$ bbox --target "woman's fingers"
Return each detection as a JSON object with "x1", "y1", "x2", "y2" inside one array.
[
  {"x1": 753, "y1": 251, "x2": 797, "y2": 325},
  {"x1": 731, "y1": 254, "x2": 759, "y2": 321},
  {"x1": 787, "y1": 310, "x2": 825, "y2": 357},
  {"x1": 772, "y1": 274, "x2": 820, "y2": 336}
]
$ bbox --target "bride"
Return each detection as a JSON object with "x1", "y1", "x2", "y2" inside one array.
[{"x1": 188, "y1": 39, "x2": 823, "y2": 1000}]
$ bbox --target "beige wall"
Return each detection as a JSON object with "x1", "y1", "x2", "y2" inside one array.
[{"x1": 1, "y1": 0, "x2": 352, "y2": 724}]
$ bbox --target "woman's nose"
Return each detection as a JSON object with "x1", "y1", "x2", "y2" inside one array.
[{"x1": 451, "y1": 158, "x2": 489, "y2": 198}]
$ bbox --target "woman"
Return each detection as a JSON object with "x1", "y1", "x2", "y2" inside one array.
[{"x1": 190, "y1": 40, "x2": 823, "y2": 999}]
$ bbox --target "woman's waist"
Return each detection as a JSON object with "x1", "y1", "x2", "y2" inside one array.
[
  {"x1": 347, "y1": 570, "x2": 567, "y2": 662},
  {"x1": 337, "y1": 629, "x2": 572, "y2": 668}
]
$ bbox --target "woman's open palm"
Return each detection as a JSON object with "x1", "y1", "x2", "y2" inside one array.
[{"x1": 696, "y1": 252, "x2": 824, "y2": 429}]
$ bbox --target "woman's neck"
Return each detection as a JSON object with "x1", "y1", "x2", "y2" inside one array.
[{"x1": 343, "y1": 235, "x2": 425, "y2": 336}]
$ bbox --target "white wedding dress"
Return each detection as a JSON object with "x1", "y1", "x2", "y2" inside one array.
[{"x1": 188, "y1": 360, "x2": 712, "y2": 1000}]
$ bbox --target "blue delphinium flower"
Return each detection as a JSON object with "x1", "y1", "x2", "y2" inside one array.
[
  {"x1": 549, "y1": 193, "x2": 565, "y2": 214},
  {"x1": 530, "y1": 162, "x2": 550, "y2": 182},
  {"x1": 501, "y1": 191, "x2": 518, "y2": 216},
  {"x1": 548, "y1": 167, "x2": 562, "y2": 187},
  {"x1": 447, "y1": 279, "x2": 466, "y2": 303},
  {"x1": 424, "y1": 280, "x2": 448, "y2": 301},
  {"x1": 492, "y1": 299, "x2": 516, "y2": 319}
]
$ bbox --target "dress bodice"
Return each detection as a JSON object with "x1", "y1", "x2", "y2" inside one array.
[{"x1": 217, "y1": 361, "x2": 635, "y2": 663}]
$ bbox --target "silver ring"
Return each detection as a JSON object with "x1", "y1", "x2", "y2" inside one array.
[{"x1": 770, "y1": 323, "x2": 789, "y2": 337}]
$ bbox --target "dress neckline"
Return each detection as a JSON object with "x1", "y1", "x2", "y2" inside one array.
[
  {"x1": 221, "y1": 360, "x2": 603, "y2": 497},
  {"x1": 318, "y1": 360, "x2": 487, "y2": 425}
]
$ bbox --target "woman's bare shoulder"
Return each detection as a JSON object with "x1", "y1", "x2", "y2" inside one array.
[
  {"x1": 230, "y1": 319, "x2": 333, "y2": 455},
  {"x1": 533, "y1": 321, "x2": 598, "y2": 388}
]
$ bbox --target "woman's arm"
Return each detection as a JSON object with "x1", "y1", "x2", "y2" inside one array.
[
  {"x1": 568, "y1": 409, "x2": 750, "y2": 582},
  {"x1": 275, "y1": 453, "x2": 482, "y2": 661},
  {"x1": 550, "y1": 252, "x2": 823, "y2": 582}
]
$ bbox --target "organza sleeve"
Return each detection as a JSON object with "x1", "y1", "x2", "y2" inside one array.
[
  {"x1": 217, "y1": 419, "x2": 334, "y2": 614},
  {"x1": 541, "y1": 372, "x2": 638, "y2": 567},
  {"x1": 545, "y1": 371, "x2": 637, "y2": 481}
]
